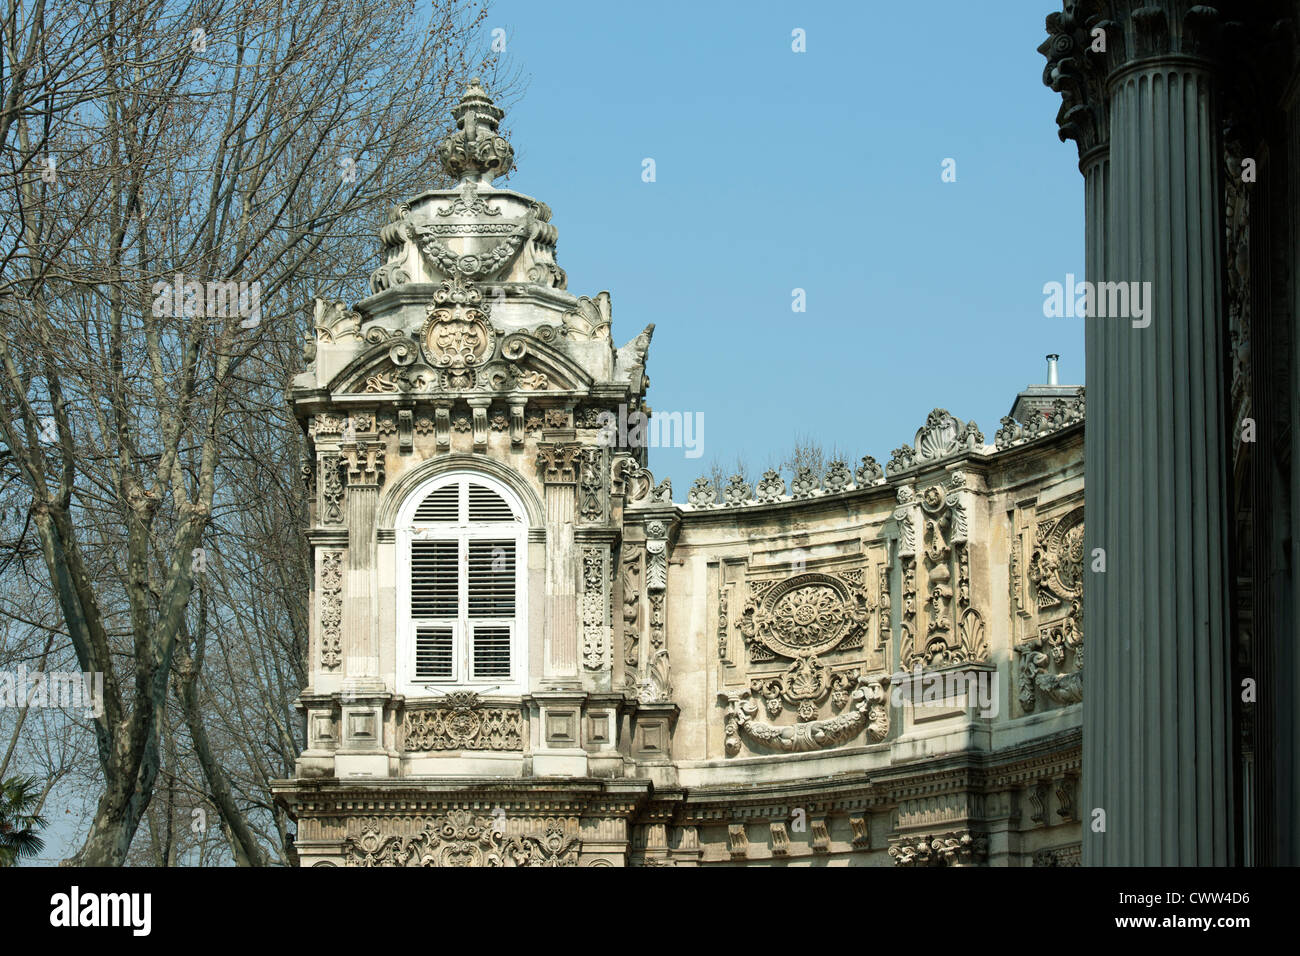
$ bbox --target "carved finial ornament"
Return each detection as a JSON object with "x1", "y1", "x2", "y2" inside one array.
[{"x1": 438, "y1": 78, "x2": 514, "y2": 184}]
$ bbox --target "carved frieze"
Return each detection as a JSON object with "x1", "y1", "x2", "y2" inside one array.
[
  {"x1": 506, "y1": 819, "x2": 581, "y2": 867},
  {"x1": 403, "y1": 693, "x2": 523, "y2": 751},
  {"x1": 345, "y1": 811, "x2": 505, "y2": 867},
  {"x1": 887, "y1": 830, "x2": 987, "y2": 867}
]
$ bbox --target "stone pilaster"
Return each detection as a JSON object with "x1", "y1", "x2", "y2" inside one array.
[
  {"x1": 538, "y1": 441, "x2": 581, "y2": 681},
  {"x1": 341, "y1": 436, "x2": 386, "y2": 688}
]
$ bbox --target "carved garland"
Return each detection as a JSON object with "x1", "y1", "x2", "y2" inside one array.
[{"x1": 722, "y1": 678, "x2": 890, "y2": 755}]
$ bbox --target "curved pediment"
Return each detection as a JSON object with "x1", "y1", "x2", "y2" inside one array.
[{"x1": 329, "y1": 326, "x2": 595, "y2": 396}]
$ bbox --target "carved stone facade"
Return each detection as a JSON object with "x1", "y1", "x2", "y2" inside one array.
[{"x1": 273, "y1": 81, "x2": 1083, "y2": 866}]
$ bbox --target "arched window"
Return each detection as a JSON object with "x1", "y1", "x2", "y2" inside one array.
[{"x1": 397, "y1": 472, "x2": 527, "y2": 695}]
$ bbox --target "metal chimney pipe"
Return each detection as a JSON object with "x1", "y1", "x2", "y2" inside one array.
[{"x1": 1046, "y1": 353, "x2": 1060, "y2": 385}]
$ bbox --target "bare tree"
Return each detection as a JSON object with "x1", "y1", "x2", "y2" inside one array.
[{"x1": 0, "y1": 0, "x2": 510, "y2": 865}]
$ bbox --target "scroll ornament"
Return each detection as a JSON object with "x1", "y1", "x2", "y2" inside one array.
[{"x1": 721, "y1": 676, "x2": 890, "y2": 755}]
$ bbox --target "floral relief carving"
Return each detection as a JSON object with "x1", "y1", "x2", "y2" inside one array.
[
  {"x1": 901, "y1": 476, "x2": 986, "y2": 670},
  {"x1": 739, "y1": 571, "x2": 873, "y2": 662},
  {"x1": 579, "y1": 447, "x2": 605, "y2": 521},
  {"x1": 687, "y1": 477, "x2": 717, "y2": 507},
  {"x1": 319, "y1": 551, "x2": 344, "y2": 670},
  {"x1": 621, "y1": 545, "x2": 642, "y2": 680},
  {"x1": 320, "y1": 455, "x2": 344, "y2": 524},
  {"x1": 887, "y1": 830, "x2": 987, "y2": 867},
  {"x1": 402, "y1": 693, "x2": 523, "y2": 751},
  {"x1": 581, "y1": 547, "x2": 609, "y2": 670},
  {"x1": 754, "y1": 469, "x2": 786, "y2": 502},
  {"x1": 887, "y1": 408, "x2": 984, "y2": 475},
  {"x1": 345, "y1": 811, "x2": 506, "y2": 867},
  {"x1": 420, "y1": 277, "x2": 498, "y2": 371},
  {"x1": 721, "y1": 676, "x2": 889, "y2": 755},
  {"x1": 1017, "y1": 506, "x2": 1084, "y2": 712},
  {"x1": 726, "y1": 568, "x2": 883, "y2": 754},
  {"x1": 506, "y1": 819, "x2": 581, "y2": 867}
]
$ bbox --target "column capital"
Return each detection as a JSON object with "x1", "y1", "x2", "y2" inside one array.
[
  {"x1": 536, "y1": 440, "x2": 581, "y2": 484},
  {"x1": 1039, "y1": 1, "x2": 1223, "y2": 163},
  {"x1": 341, "y1": 439, "x2": 386, "y2": 488}
]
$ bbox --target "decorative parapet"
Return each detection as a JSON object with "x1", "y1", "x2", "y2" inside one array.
[
  {"x1": 631, "y1": 394, "x2": 1082, "y2": 511},
  {"x1": 887, "y1": 408, "x2": 984, "y2": 476},
  {"x1": 994, "y1": 390, "x2": 1085, "y2": 451}
]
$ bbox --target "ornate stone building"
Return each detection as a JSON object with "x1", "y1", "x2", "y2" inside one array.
[{"x1": 272, "y1": 80, "x2": 1088, "y2": 866}]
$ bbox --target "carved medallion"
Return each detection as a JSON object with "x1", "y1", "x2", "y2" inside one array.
[{"x1": 740, "y1": 572, "x2": 872, "y2": 661}]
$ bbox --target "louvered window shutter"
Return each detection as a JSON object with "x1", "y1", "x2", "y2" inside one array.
[{"x1": 405, "y1": 477, "x2": 522, "y2": 688}]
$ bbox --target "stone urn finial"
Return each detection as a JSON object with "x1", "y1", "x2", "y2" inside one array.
[{"x1": 438, "y1": 78, "x2": 514, "y2": 184}]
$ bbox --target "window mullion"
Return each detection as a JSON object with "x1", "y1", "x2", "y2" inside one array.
[{"x1": 459, "y1": 531, "x2": 469, "y2": 681}]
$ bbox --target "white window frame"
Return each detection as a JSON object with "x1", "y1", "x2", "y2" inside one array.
[{"x1": 396, "y1": 471, "x2": 527, "y2": 697}]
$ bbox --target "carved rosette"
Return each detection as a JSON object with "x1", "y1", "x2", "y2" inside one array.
[
  {"x1": 725, "y1": 566, "x2": 885, "y2": 754},
  {"x1": 739, "y1": 571, "x2": 873, "y2": 663}
]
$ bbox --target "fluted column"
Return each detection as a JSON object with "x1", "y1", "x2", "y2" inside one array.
[
  {"x1": 1044, "y1": 2, "x2": 1234, "y2": 865},
  {"x1": 1284, "y1": 71, "x2": 1300, "y2": 867},
  {"x1": 342, "y1": 437, "x2": 385, "y2": 686},
  {"x1": 538, "y1": 442, "x2": 580, "y2": 680}
]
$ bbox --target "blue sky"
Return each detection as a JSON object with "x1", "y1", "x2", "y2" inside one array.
[{"x1": 486, "y1": 0, "x2": 1084, "y2": 491}]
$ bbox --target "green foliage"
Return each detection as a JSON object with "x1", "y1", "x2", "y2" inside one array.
[{"x1": 0, "y1": 775, "x2": 47, "y2": 866}]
